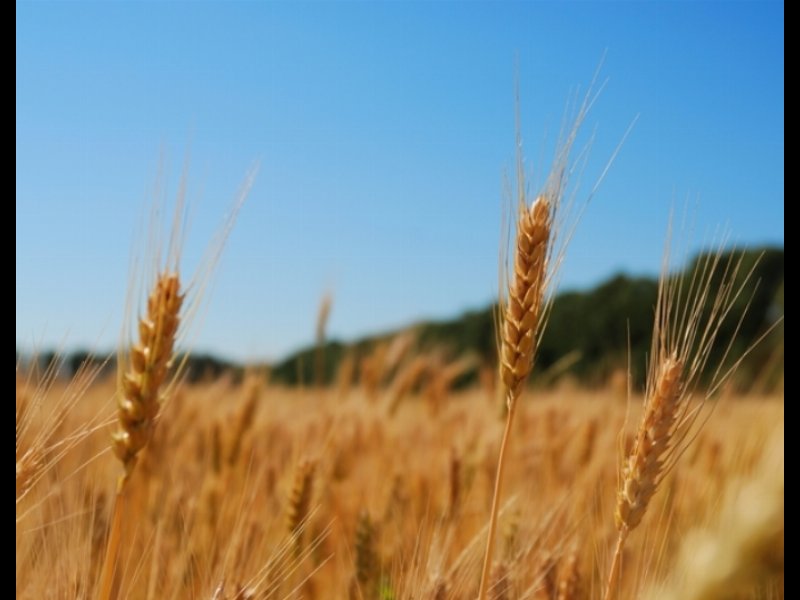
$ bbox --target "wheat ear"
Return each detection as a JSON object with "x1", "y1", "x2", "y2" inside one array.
[
  {"x1": 99, "y1": 272, "x2": 182, "y2": 600},
  {"x1": 500, "y1": 197, "x2": 551, "y2": 402},
  {"x1": 604, "y1": 355, "x2": 683, "y2": 600},
  {"x1": 111, "y1": 272, "x2": 182, "y2": 485},
  {"x1": 615, "y1": 356, "x2": 683, "y2": 532},
  {"x1": 354, "y1": 510, "x2": 378, "y2": 595},
  {"x1": 286, "y1": 458, "x2": 317, "y2": 556}
]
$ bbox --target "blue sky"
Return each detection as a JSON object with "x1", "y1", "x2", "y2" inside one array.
[{"x1": 16, "y1": 1, "x2": 784, "y2": 361}]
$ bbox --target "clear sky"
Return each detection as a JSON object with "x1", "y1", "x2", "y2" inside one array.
[{"x1": 16, "y1": 1, "x2": 784, "y2": 362}]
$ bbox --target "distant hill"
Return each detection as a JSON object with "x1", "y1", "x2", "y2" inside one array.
[{"x1": 271, "y1": 247, "x2": 784, "y2": 391}]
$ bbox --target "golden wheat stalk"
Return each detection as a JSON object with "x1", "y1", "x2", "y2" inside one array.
[
  {"x1": 604, "y1": 357, "x2": 683, "y2": 600},
  {"x1": 353, "y1": 509, "x2": 378, "y2": 595},
  {"x1": 476, "y1": 70, "x2": 612, "y2": 599},
  {"x1": 603, "y1": 239, "x2": 769, "y2": 600},
  {"x1": 286, "y1": 458, "x2": 317, "y2": 556},
  {"x1": 97, "y1": 163, "x2": 255, "y2": 600},
  {"x1": 228, "y1": 377, "x2": 260, "y2": 466},
  {"x1": 99, "y1": 272, "x2": 183, "y2": 600},
  {"x1": 478, "y1": 192, "x2": 552, "y2": 600}
]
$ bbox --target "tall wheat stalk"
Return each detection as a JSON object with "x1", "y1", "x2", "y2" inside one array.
[
  {"x1": 603, "y1": 238, "x2": 767, "y2": 600},
  {"x1": 99, "y1": 272, "x2": 183, "y2": 600},
  {"x1": 477, "y1": 79, "x2": 604, "y2": 599},
  {"x1": 97, "y1": 165, "x2": 255, "y2": 600},
  {"x1": 477, "y1": 194, "x2": 552, "y2": 600}
]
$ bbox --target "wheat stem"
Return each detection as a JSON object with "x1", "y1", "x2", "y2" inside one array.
[{"x1": 478, "y1": 399, "x2": 517, "y2": 600}]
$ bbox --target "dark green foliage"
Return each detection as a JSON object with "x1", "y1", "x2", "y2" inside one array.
[{"x1": 540, "y1": 275, "x2": 658, "y2": 385}]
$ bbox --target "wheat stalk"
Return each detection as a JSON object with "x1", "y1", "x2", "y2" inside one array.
[
  {"x1": 478, "y1": 193, "x2": 553, "y2": 600},
  {"x1": 96, "y1": 164, "x2": 254, "y2": 600},
  {"x1": 99, "y1": 272, "x2": 182, "y2": 600},
  {"x1": 286, "y1": 458, "x2": 317, "y2": 556},
  {"x1": 477, "y1": 73, "x2": 606, "y2": 599},
  {"x1": 353, "y1": 509, "x2": 378, "y2": 596},
  {"x1": 603, "y1": 239, "x2": 768, "y2": 600},
  {"x1": 604, "y1": 356, "x2": 683, "y2": 600},
  {"x1": 228, "y1": 378, "x2": 260, "y2": 466}
]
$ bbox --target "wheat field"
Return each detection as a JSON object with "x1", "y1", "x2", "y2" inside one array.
[
  {"x1": 15, "y1": 90, "x2": 783, "y2": 600},
  {"x1": 16, "y1": 362, "x2": 783, "y2": 599}
]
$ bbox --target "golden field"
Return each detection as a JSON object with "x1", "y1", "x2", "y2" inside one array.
[{"x1": 16, "y1": 366, "x2": 784, "y2": 599}]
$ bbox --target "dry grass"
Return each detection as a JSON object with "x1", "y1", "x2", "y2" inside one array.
[{"x1": 15, "y1": 374, "x2": 783, "y2": 599}]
